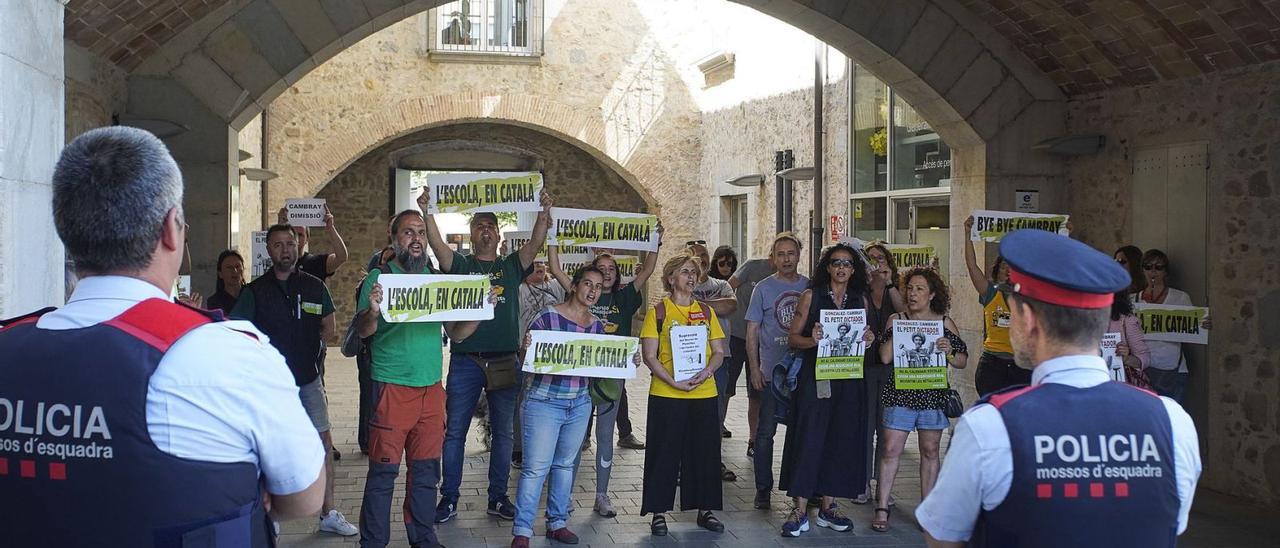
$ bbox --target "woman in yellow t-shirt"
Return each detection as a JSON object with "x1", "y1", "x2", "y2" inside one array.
[
  {"x1": 963, "y1": 215, "x2": 1025, "y2": 396},
  {"x1": 638, "y1": 254, "x2": 727, "y2": 537}
]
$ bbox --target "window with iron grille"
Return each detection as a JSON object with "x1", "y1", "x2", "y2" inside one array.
[{"x1": 427, "y1": 0, "x2": 544, "y2": 58}]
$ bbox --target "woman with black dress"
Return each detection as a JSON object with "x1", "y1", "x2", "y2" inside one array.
[
  {"x1": 777, "y1": 242, "x2": 870, "y2": 537},
  {"x1": 857, "y1": 242, "x2": 904, "y2": 505}
]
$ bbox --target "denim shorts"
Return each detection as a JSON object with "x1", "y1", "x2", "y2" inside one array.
[
  {"x1": 298, "y1": 377, "x2": 331, "y2": 433},
  {"x1": 882, "y1": 406, "x2": 948, "y2": 432}
]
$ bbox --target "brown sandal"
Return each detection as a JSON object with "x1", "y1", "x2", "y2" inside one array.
[{"x1": 871, "y1": 507, "x2": 891, "y2": 532}]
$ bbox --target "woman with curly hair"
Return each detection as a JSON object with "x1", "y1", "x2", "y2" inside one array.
[
  {"x1": 872, "y1": 266, "x2": 968, "y2": 533},
  {"x1": 775, "y1": 242, "x2": 871, "y2": 537},
  {"x1": 709, "y1": 245, "x2": 738, "y2": 281}
]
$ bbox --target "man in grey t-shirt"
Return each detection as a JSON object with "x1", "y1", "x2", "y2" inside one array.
[{"x1": 746, "y1": 233, "x2": 808, "y2": 508}]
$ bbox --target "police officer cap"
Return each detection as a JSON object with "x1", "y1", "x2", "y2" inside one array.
[{"x1": 998, "y1": 229, "x2": 1130, "y2": 309}]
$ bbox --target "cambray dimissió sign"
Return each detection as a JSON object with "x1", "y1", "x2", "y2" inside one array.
[
  {"x1": 522, "y1": 331, "x2": 640, "y2": 380},
  {"x1": 1134, "y1": 303, "x2": 1210, "y2": 344},
  {"x1": 816, "y1": 309, "x2": 866, "y2": 380},
  {"x1": 374, "y1": 273, "x2": 494, "y2": 323},
  {"x1": 285, "y1": 198, "x2": 327, "y2": 227},
  {"x1": 970, "y1": 209, "x2": 1070, "y2": 243},
  {"x1": 549, "y1": 207, "x2": 659, "y2": 252},
  {"x1": 885, "y1": 244, "x2": 936, "y2": 270},
  {"x1": 892, "y1": 319, "x2": 948, "y2": 389},
  {"x1": 425, "y1": 172, "x2": 544, "y2": 214}
]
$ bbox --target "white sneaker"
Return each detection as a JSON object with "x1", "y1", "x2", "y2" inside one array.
[
  {"x1": 594, "y1": 493, "x2": 617, "y2": 518},
  {"x1": 319, "y1": 510, "x2": 359, "y2": 536}
]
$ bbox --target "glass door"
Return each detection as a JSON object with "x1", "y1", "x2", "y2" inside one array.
[{"x1": 891, "y1": 195, "x2": 950, "y2": 277}]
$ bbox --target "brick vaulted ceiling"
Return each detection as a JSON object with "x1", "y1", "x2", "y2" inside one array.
[{"x1": 64, "y1": 0, "x2": 1280, "y2": 96}]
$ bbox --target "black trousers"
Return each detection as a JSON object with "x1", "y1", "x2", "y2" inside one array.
[
  {"x1": 641, "y1": 395, "x2": 722, "y2": 515},
  {"x1": 974, "y1": 352, "x2": 1031, "y2": 397}
]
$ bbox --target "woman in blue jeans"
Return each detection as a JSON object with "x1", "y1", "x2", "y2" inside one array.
[{"x1": 512, "y1": 266, "x2": 640, "y2": 547}]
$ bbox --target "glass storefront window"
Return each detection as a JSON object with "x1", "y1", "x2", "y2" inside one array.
[
  {"x1": 892, "y1": 94, "x2": 951, "y2": 190},
  {"x1": 852, "y1": 197, "x2": 886, "y2": 242},
  {"x1": 851, "y1": 64, "x2": 888, "y2": 194}
]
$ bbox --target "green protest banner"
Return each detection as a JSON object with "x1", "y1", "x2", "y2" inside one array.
[
  {"x1": 970, "y1": 209, "x2": 1070, "y2": 243},
  {"x1": 549, "y1": 207, "x2": 659, "y2": 252},
  {"x1": 523, "y1": 330, "x2": 640, "y2": 379},
  {"x1": 886, "y1": 244, "x2": 936, "y2": 270},
  {"x1": 375, "y1": 273, "x2": 493, "y2": 323},
  {"x1": 815, "y1": 309, "x2": 867, "y2": 380},
  {"x1": 1134, "y1": 303, "x2": 1209, "y2": 344},
  {"x1": 892, "y1": 319, "x2": 949, "y2": 389},
  {"x1": 426, "y1": 172, "x2": 543, "y2": 214}
]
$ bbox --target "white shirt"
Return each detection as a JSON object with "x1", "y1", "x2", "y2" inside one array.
[
  {"x1": 36, "y1": 276, "x2": 326, "y2": 495},
  {"x1": 916, "y1": 355, "x2": 1202, "y2": 542},
  {"x1": 1136, "y1": 287, "x2": 1193, "y2": 372}
]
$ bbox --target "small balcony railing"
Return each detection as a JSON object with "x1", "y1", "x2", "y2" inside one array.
[{"x1": 428, "y1": 0, "x2": 543, "y2": 58}]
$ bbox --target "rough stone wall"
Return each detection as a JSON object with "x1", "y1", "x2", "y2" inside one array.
[
  {"x1": 234, "y1": 114, "x2": 262, "y2": 256},
  {"x1": 317, "y1": 122, "x2": 648, "y2": 341},
  {"x1": 1066, "y1": 63, "x2": 1280, "y2": 505},
  {"x1": 697, "y1": 73, "x2": 849, "y2": 273},
  {"x1": 64, "y1": 42, "x2": 126, "y2": 142}
]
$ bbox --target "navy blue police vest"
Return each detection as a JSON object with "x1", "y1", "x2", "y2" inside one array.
[
  {"x1": 0, "y1": 299, "x2": 273, "y2": 547},
  {"x1": 969, "y1": 381, "x2": 1180, "y2": 548}
]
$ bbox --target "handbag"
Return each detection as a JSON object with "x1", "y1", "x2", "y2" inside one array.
[
  {"x1": 942, "y1": 388, "x2": 965, "y2": 418},
  {"x1": 478, "y1": 353, "x2": 521, "y2": 391},
  {"x1": 589, "y1": 378, "x2": 623, "y2": 406}
]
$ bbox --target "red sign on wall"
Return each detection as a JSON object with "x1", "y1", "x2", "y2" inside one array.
[{"x1": 829, "y1": 215, "x2": 847, "y2": 241}]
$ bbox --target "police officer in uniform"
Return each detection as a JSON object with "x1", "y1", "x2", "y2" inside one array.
[
  {"x1": 915, "y1": 229, "x2": 1201, "y2": 547},
  {"x1": 0, "y1": 127, "x2": 325, "y2": 547}
]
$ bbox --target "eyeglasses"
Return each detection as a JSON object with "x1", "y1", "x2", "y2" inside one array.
[
  {"x1": 716, "y1": 260, "x2": 733, "y2": 266},
  {"x1": 829, "y1": 259, "x2": 855, "y2": 269},
  {"x1": 684, "y1": 240, "x2": 707, "y2": 247},
  {"x1": 1142, "y1": 263, "x2": 1167, "y2": 271}
]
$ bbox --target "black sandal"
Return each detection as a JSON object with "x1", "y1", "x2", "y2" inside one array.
[
  {"x1": 650, "y1": 514, "x2": 668, "y2": 536},
  {"x1": 697, "y1": 510, "x2": 724, "y2": 533},
  {"x1": 871, "y1": 507, "x2": 891, "y2": 532}
]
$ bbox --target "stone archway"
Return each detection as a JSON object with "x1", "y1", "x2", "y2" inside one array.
[{"x1": 271, "y1": 93, "x2": 666, "y2": 214}]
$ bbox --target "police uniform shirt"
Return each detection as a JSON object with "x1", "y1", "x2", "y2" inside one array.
[
  {"x1": 915, "y1": 355, "x2": 1201, "y2": 542},
  {"x1": 36, "y1": 275, "x2": 326, "y2": 495}
]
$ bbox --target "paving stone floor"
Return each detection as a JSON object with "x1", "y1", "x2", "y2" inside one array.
[{"x1": 280, "y1": 352, "x2": 1273, "y2": 548}]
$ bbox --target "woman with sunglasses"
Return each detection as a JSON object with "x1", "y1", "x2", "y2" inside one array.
[
  {"x1": 963, "y1": 216, "x2": 1023, "y2": 396},
  {"x1": 873, "y1": 266, "x2": 968, "y2": 533},
  {"x1": 776, "y1": 243, "x2": 870, "y2": 537},
  {"x1": 710, "y1": 245, "x2": 738, "y2": 281},
  {"x1": 1114, "y1": 245, "x2": 1147, "y2": 295},
  {"x1": 1135, "y1": 249, "x2": 1210, "y2": 403}
]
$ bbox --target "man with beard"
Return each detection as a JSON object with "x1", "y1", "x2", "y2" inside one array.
[
  {"x1": 419, "y1": 188, "x2": 554, "y2": 523},
  {"x1": 231, "y1": 224, "x2": 357, "y2": 536},
  {"x1": 355, "y1": 210, "x2": 485, "y2": 548},
  {"x1": 915, "y1": 230, "x2": 1201, "y2": 548}
]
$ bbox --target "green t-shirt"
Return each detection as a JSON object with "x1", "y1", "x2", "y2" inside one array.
[
  {"x1": 589, "y1": 283, "x2": 644, "y2": 336},
  {"x1": 229, "y1": 277, "x2": 335, "y2": 321},
  {"x1": 447, "y1": 251, "x2": 530, "y2": 353},
  {"x1": 357, "y1": 263, "x2": 444, "y2": 387}
]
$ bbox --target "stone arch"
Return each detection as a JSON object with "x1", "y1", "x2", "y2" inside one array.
[
  {"x1": 276, "y1": 93, "x2": 663, "y2": 213},
  {"x1": 129, "y1": 0, "x2": 1062, "y2": 147}
]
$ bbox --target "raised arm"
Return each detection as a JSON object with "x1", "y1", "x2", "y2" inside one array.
[
  {"x1": 546, "y1": 244, "x2": 573, "y2": 291},
  {"x1": 322, "y1": 205, "x2": 349, "y2": 275},
  {"x1": 417, "y1": 188, "x2": 455, "y2": 272},
  {"x1": 519, "y1": 192, "x2": 555, "y2": 270},
  {"x1": 962, "y1": 215, "x2": 989, "y2": 295},
  {"x1": 632, "y1": 223, "x2": 662, "y2": 288}
]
